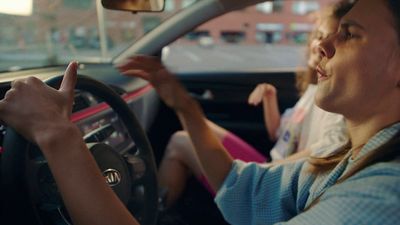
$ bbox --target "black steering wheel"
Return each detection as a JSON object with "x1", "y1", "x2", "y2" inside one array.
[{"x1": 1, "y1": 75, "x2": 158, "y2": 225}]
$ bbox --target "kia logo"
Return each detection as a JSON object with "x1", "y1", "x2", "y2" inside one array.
[{"x1": 103, "y1": 169, "x2": 122, "y2": 186}]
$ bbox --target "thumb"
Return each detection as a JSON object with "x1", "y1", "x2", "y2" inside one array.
[{"x1": 59, "y1": 61, "x2": 78, "y2": 96}]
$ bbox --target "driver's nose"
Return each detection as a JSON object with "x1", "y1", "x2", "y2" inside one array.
[{"x1": 318, "y1": 36, "x2": 336, "y2": 60}]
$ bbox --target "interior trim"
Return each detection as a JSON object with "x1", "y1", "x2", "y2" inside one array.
[{"x1": 71, "y1": 84, "x2": 153, "y2": 123}]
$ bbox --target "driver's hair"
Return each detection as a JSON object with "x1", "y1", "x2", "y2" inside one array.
[
  {"x1": 388, "y1": 0, "x2": 400, "y2": 41},
  {"x1": 305, "y1": 131, "x2": 400, "y2": 210}
]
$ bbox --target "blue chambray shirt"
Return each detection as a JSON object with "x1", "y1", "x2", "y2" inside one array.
[{"x1": 215, "y1": 123, "x2": 400, "y2": 225}]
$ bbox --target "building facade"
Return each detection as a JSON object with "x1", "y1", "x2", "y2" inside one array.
[{"x1": 184, "y1": 0, "x2": 337, "y2": 45}]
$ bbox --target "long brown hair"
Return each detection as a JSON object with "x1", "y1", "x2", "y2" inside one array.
[
  {"x1": 295, "y1": 0, "x2": 355, "y2": 95},
  {"x1": 305, "y1": 129, "x2": 400, "y2": 210},
  {"x1": 387, "y1": 0, "x2": 400, "y2": 41}
]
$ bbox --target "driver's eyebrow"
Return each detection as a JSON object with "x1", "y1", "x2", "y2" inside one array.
[{"x1": 340, "y1": 19, "x2": 366, "y2": 31}]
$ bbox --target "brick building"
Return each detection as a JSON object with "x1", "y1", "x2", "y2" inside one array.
[
  {"x1": 0, "y1": 0, "x2": 338, "y2": 51},
  {"x1": 186, "y1": 0, "x2": 337, "y2": 45}
]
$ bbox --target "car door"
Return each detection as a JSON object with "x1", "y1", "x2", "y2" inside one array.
[{"x1": 176, "y1": 70, "x2": 298, "y2": 156}]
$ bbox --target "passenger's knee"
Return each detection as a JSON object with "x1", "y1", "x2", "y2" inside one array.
[{"x1": 164, "y1": 130, "x2": 191, "y2": 160}]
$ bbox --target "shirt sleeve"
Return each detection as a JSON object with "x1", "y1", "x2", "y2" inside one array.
[
  {"x1": 214, "y1": 160, "x2": 308, "y2": 225},
  {"x1": 278, "y1": 163, "x2": 400, "y2": 225},
  {"x1": 215, "y1": 159, "x2": 400, "y2": 225}
]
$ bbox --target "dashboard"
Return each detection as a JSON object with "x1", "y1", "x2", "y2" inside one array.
[
  {"x1": 72, "y1": 90, "x2": 130, "y2": 152},
  {"x1": 0, "y1": 65, "x2": 160, "y2": 163},
  {"x1": 0, "y1": 86, "x2": 157, "y2": 151},
  {"x1": 72, "y1": 84, "x2": 158, "y2": 153},
  {"x1": 0, "y1": 62, "x2": 162, "y2": 223}
]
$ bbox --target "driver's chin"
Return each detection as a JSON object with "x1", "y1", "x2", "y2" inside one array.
[{"x1": 314, "y1": 88, "x2": 338, "y2": 113}]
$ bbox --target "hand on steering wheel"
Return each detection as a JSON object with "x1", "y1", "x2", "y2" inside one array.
[{"x1": 1, "y1": 62, "x2": 158, "y2": 225}]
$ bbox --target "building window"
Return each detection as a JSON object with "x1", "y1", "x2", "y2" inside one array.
[
  {"x1": 290, "y1": 32, "x2": 308, "y2": 44},
  {"x1": 185, "y1": 30, "x2": 210, "y2": 41},
  {"x1": 164, "y1": 0, "x2": 175, "y2": 11},
  {"x1": 220, "y1": 31, "x2": 245, "y2": 43},
  {"x1": 256, "y1": 0, "x2": 283, "y2": 14},
  {"x1": 256, "y1": 2, "x2": 273, "y2": 14},
  {"x1": 289, "y1": 23, "x2": 313, "y2": 44},
  {"x1": 256, "y1": 23, "x2": 284, "y2": 44},
  {"x1": 256, "y1": 31, "x2": 283, "y2": 44},
  {"x1": 292, "y1": 1, "x2": 319, "y2": 15}
]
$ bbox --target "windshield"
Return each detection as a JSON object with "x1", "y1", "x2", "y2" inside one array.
[{"x1": 0, "y1": 0, "x2": 192, "y2": 72}]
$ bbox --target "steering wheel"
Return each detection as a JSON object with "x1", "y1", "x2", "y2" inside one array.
[{"x1": 1, "y1": 75, "x2": 158, "y2": 225}]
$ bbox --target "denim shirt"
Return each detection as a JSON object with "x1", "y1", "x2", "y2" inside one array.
[{"x1": 215, "y1": 123, "x2": 400, "y2": 225}]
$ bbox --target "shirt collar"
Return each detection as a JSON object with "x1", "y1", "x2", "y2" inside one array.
[{"x1": 350, "y1": 122, "x2": 400, "y2": 163}]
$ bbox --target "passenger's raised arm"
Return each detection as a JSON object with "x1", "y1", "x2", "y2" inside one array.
[
  {"x1": 118, "y1": 55, "x2": 234, "y2": 191},
  {"x1": 248, "y1": 83, "x2": 280, "y2": 141}
]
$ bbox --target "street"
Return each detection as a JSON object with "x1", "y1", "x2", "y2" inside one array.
[
  {"x1": 164, "y1": 44, "x2": 306, "y2": 72},
  {"x1": 0, "y1": 44, "x2": 306, "y2": 72}
]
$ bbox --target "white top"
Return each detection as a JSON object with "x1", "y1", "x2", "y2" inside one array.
[{"x1": 270, "y1": 84, "x2": 349, "y2": 160}]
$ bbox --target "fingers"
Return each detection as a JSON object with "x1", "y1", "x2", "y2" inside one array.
[
  {"x1": 263, "y1": 84, "x2": 277, "y2": 97},
  {"x1": 248, "y1": 83, "x2": 276, "y2": 106},
  {"x1": 10, "y1": 79, "x2": 18, "y2": 88},
  {"x1": 248, "y1": 96, "x2": 262, "y2": 106},
  {"x1": 129, "y1": 55, "x2": 159, "y2": 62},
  {"x1": 248, "y1": 91, "x2": 256, "y2": 105},
  {"x1": 120, "y1": 69, "x2": 150, "y2": 80},
  {"x1": 0, "y1": 78, "x2": 34, "y2": 120},
  {"x1": 117, "y1": 55, "x2": 168, "y2": 83},
  {"x1": 0, "y1": 88, "x2": 16, "y2": 114},
  {"x1": 248, "y1": 85, "x2": 263, "y2": 106},
  {"x1": 116, "y1": 55, "x2": 162, "y2": 73},
  {"x1": 116, "y1": 55, "x2": 146, "y2": 70},
  {"x1": 59, "y1": 61, "x2": 78, "y2": 96}
]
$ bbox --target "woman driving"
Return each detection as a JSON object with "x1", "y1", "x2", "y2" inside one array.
[{"x1": 0, "y1": 0, "x2": 399, "y2": 224}]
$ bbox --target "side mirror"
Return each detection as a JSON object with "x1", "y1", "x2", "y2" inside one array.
[{"x1": 101, "y1": 0, "x2": 164, "y2": 12}]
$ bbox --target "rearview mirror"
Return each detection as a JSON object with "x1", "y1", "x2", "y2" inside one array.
[{"x1": 101, "y1": 0, "x2": 164, "y2": 12}]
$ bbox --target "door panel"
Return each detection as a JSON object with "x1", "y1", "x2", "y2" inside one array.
[{"x1": 177, "y1": 71, "x2": 299, "y2": 157}]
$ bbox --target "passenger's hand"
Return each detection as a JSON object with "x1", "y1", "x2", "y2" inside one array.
[
  {"x1": 0, "y1": 62, "x2": 78, "y2": 143},
  {"x1": 117, "y1": 55, "x2": 192, "y2": 111},
  {"x1": 248, "y1": 83, "x2": 277, "y2": 106}
]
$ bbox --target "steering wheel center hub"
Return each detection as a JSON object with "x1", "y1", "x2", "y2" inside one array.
[{"x1": 89, "y1": 143, "x2": 132, "y2": 205}]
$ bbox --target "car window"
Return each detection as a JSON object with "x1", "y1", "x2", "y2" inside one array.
[
  {"x1": 0, "y1": 0, "x2": 196, "y2": 72},
  {"x1": 163, "y1": 0, "x2": 336, "y2": 73}
]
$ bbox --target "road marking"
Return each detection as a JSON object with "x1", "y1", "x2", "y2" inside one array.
[
  {"x1": 216, "y1": 50, "x2": 243, "y2": 63},
  {"x1": 183, "y1": 50, "x2": 201, "y2": 62}
]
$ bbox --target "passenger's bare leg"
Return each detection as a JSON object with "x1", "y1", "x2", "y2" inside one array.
[
  {"x1": 158, "y1": 131, "x2": 203, "y2": 207},
  {"x1": 158, "y1": 121, "x2": 228, "y2": 207}
]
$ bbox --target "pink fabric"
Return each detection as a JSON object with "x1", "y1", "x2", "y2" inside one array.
[
  {"x1": 197, "y1": 131, "x2": 267, "y2": 196},
  {"x1": 222, "y1": 132, "x2": 267, "y2": 163}
]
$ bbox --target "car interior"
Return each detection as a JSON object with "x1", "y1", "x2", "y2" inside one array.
[{"x1": 0, "y1": 0, "x2": 306, "y2": 224}]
